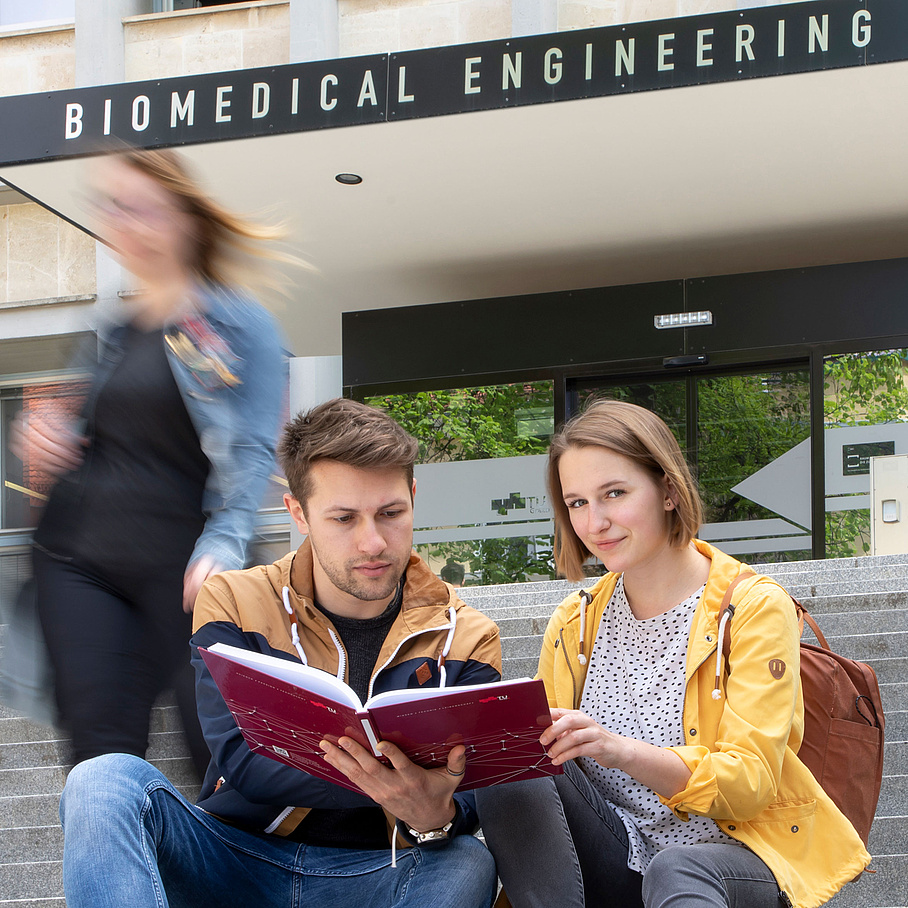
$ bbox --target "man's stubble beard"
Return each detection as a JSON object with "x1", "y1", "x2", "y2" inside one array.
[{"x1": 309, "y1": 537, "x2": 405, "y2": 603}]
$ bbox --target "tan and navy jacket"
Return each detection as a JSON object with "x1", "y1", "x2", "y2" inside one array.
[
  {"x1": 190, "y1": 541, "x2": 502, "y2": 839},
  {"x1": 537, "y1": 540, "x2": 871, "y2": 908}
]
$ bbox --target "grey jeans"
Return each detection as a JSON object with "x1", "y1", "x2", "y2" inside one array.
[{"x1": 476, "y1": 761, "x2": 783, "y2": 908}]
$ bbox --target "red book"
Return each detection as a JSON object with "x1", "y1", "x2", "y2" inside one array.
[{"x1": 200, "y1": 643, "x2": 561, "y2": 794}]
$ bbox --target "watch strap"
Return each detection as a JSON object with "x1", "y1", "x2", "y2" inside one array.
[
  {"x1": 406, "y1": 818, "x2": 453, "y2": 843},
  {"x1": 396, "y1": 800, "x2": 462, "y2": 849}
]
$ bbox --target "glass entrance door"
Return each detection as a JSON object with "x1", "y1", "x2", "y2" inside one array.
[{"x1": 571, "y1": 364, "x2": 812, "y2": 562}]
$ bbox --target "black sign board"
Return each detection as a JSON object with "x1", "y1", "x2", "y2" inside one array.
[
  {"x1": 0, "y1": 0, "x2": 905, "y2": 165},
  {"x1": 0, "y1": 56, "x2": 388, "y2": 165},
  {"x1": 389, "y1": 0, "x2": 868, "y2": 118},
  {"x1": 843, "y1": 441, "x2": 895, "y2": 475}
]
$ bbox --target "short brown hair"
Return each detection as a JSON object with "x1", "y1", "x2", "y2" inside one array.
[
  {"x1": 548, "y1": 399, "x2": 704, "y2": 580},
  {"x1": 278, "y1": 398, "x2": 419, "y2": 507}
]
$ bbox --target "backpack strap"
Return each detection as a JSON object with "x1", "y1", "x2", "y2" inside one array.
[
  {"x1": 718, "y1": 572, "x2": 757, "y2": 655},
  {"x1": 713, "y1": 571, "x2": 757, "y2": 700},
  {"x1": 796, "y1": 603, "x2": 830, "y2": 650},
  {"x1": 720, "y1": 575, "x2": 829, "y2": 654},
  {"x1": 716, "y1": 573, "x2": 830, "y2": 697}
]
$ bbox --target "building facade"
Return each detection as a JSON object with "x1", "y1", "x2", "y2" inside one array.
[{"x1": 2, "y1": 0, "x2": 907, "y2": 585}]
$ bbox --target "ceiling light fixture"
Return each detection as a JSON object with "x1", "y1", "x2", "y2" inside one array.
[
  {"x1": 335, "y1": 173, "x2": 363, "y2": 185},
  {"x1": 654, "y1": 310, "x2": 713, "y2": 329}
]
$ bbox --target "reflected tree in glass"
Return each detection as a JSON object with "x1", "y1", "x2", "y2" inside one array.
[
  {"x1": 824, "y1": 350, "x2": 908, "y2": 557},
  {"x1": 366, "y1": 382, "x2": 555, "y2": 583}
]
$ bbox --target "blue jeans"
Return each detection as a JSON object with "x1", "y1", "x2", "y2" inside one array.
[
  {"x1": 476, "y1": 760, "x2": 781, "y2": 908},
  {"x1": 60, "y1": 754, "x2": 497, "y2": 908}
]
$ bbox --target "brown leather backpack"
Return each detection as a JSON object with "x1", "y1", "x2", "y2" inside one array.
[{"x1": 719, "y1": 572, "x2": 885, "y2": 846}]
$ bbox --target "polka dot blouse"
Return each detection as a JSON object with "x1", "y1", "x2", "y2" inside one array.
[{"x1": 578, "y1": 575, "x2": 739, "y2": 873}]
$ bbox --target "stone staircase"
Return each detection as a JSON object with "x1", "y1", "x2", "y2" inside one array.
[
  {"x1": 0, "y1": 691, "x2": 199, "y2": 908},
  {"x1": 459, "y1": 554, "x2": 908, "y2": 908},
  {"x1": 1, "y1": 554, "x2": 905, "y2": 906}
]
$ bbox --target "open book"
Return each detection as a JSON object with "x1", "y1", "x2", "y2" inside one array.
[{"x1": 200, "y1": 643, "x2": 561, "y2": 793}]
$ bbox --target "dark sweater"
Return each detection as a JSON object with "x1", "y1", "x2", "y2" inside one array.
[{"x1": 291, "y1": 583, "x2": 404, "y2": 849}]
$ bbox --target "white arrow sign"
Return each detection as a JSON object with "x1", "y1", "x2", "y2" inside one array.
[
  {"x1": 732, "y1": 423, "x2": 908, "y2": 528},
  {"x1": 732, "y1": 439, "x2": 812, "y2": 528}
]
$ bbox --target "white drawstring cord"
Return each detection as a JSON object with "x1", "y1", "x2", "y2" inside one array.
[
  {"x1": 388, "y1": 606, "x2": 457, "y2": 862},
  {"x1": 272, "y1": 587, "x2": 308, "y2": 842},
  {"x1": 281, "y1": 583, "x2": 452, "y2": 868},
  {"x1": 436, "y1": 606, "x2": 457, "y2": 688},
  {"x1": 391, "y1": 607, "x2": 456, "y2": 866},
  {"x1": 712, "y1": 605, "x2": 735, "y2": 700},
  {"x1": 282, "y1": 586, "x2": 346, "y2": 679},
  {"x1": 281, "y1": 586, "x2": 308, "y2": 665}
]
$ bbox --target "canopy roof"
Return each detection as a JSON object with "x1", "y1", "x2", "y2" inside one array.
[{"x1": 3, "y1": 1, "x2": 908, "y2": 356}]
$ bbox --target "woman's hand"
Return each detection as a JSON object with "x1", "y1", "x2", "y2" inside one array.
[
  {"x1": 542, "y1": 708, "x2": 692, "y2": 800},
  {"x1": 542, "y1": 708, "x2": 632, "y2": 768},
  {"x1": 9, "y1": 414, "x2": 87, "y2": 478}
]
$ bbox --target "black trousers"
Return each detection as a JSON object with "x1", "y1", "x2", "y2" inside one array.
[{"x1": 33, "y1": 547, "x2": 209, "y2": 779}]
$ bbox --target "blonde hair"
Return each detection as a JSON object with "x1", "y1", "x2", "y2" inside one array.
[
  {"x1": 115, "y1": 147, "x2": 290, "y2": 291},
  {"x1": 547, "y1": 399, "x2": 704, "y2": 580}
]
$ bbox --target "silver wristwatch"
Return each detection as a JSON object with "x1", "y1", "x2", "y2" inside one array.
[{"x1": 405, "y1": 819, "x2": 454, "y2": 843}]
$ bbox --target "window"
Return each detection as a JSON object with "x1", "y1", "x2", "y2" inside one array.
[
  {"x1": 1, "y1": 380, "x2": 88, "y2": 531},
  {"x1": 0, "y1": 0, "x2": 74, "y2": 28},
  {"x1": 366, "y1": 381, "x2": 556, "y2": 585},
  {"x1": 153, "y1": 0, "x2": 247, "y2": 10},
  {"x1": 823, "y1": 349, "x2": 908, "y2": 557},
  {"x1": 573, "y1": 367, "x2": 813, "y2": 564}
]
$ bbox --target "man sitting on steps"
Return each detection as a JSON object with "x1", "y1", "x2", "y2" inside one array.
[{"x1": 58, "y1": 398, "x2": 501, "y2": 908}]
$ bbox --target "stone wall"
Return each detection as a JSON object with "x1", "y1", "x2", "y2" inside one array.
[
  {"x1": 0, "y1": 204, "x2": 95, "y2": 305},
  {"x1": 0, "y1": 23, "x2": 86, "y2": 320},
  {"x1": 556, "y1": 0, "x2": 810, "y2": 31},
  {"x1": 335, "y1": 0, "x2": 811, "y2": 55},
  {"x1": 0, "y1": 23, "x2": 74, "y2": 96},
  {"x1": 337, "y1": 0, "x2": 511, "y2": 55},
  {"x1": 123, "y1": 1, "x2": 290, "y2": 82}
]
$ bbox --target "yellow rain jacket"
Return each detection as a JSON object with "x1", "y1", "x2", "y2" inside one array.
[{"x1": 537, "y1": 540, "x2": 871, "y2": 908}]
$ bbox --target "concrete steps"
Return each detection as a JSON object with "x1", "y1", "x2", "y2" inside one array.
[
  {"x1": 0, "y1": 553, "x2": 905, "y2": 906},
  {"x1": 0, "y1": 690, "x2": 200, "y2": 907}
]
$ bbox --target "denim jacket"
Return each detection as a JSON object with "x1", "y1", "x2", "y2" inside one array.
[
  {"x1": 163, "y1": 285, "x2": 286, "y2": 570},
  {"x1": 36, "y1": 283, "x2": 286, "y2": 572}
]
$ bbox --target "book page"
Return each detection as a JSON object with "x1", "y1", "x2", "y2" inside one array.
[
  {"x1": 365, "y1": 677, "x2": 532, "y2": 710},
  {"x1": 205, "y1": 642, "x2": 363, "y2": 710},
  {"x1": 202, "y1": 647, "x2": 560, "y2": 793}
]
